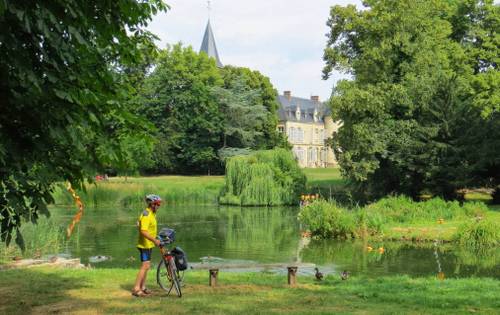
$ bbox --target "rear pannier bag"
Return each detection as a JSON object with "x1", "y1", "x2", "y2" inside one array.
[{"x1": 171, "y1": 247, "x2": 188, "y2": 271}]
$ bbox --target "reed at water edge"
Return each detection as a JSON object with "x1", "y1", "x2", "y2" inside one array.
[
  {"x1": 0, "y1": 217, "x2": 66, "y2": 263},
  {"x1": 298, "y1": 196, "x2": 495, "y2": 242},
  {"x1": 51, "y1": 176, "x2": 225, "y2": 208}
]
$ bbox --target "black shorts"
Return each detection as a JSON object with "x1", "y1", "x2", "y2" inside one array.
[{"x1": 138, "y1": 248, "x2": 152, "y2": 262}]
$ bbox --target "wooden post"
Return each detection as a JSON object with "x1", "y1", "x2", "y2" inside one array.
[
  {"x1": 209, "y1": 268, "x2": 219, "y2": 286},
  {"x1": 287, "y1": 266, "x2": 298, "y2": 285}
]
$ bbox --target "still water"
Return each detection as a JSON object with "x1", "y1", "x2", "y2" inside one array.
[{"x1": 50, "y1": 205, "x2": 499, "y2": 278}]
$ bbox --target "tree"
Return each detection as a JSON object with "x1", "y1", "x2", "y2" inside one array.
[
  {"x1": 0, "y1": 1, "x2": 168, "y2": 247},
  {"x1": 137, "y1": 44, "x2": 224, "y2": 174},
  {"x1": 323, "y1": 0, "x2": 499, "y2": 201},
  {"x1": 220, "y1": 66, "x2": 284, "y2": 149},
  {"x1": 212, "y1": 76, "x2": 268, "y2": 151}
]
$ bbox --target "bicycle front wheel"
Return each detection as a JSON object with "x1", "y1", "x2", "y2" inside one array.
[
  {"x1": 156, "y1": 258, "x2": 182, "y2": 297},
  {"x1": 168, "y1": 258, "x2": 182, "y2": 297},
  {"x1": 156, "y1": 258, "x2": 172, "y2": 294}
]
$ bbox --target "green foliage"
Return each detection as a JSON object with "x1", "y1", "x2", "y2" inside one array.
[
  {"x1": 298, "y1": 200, "x2": 357, "y2": 238},
  {"x1": 220, "y1": 149, "x2": 306, "y2": 206},
  {"x1": 299, "y1": 196, "x2": 489, "y2": 239},
  {"x1": 136, "y1": 44, "x2": 224, "y2": 174},
  {"x1": 323, "y1": 0, "x2": 500, "y2": 201},
  {"x1": 212, "y1": 76, "x2": 268, "y2": 149},
  {"x1": 220, "y1": 66, "x2": 284, "y2": 149},
  {"x1": 0, "y1": 0, "x2": 167, "y2": 247},
  {"x1": 454, "y1": 218, "x2": 499, "y2": 249},
  {"x1": 363, "y1": 196, "x2": 487, "y2": 224}
]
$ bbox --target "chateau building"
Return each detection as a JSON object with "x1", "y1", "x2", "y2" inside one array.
[
  {"x1": 277, "y1": 91, "x2": 339, "y2": 168},
  {"x1": 197, "y1": 18, "x2": 337, "y2": 168}
]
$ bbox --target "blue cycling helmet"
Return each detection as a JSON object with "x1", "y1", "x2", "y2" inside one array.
[{"x1": 145, "y1": 194, "x2": 162, "y2": 205}]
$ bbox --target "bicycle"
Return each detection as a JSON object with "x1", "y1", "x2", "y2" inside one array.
[{"x1": 156, "y1": 228, "x2": 183, "y2": 297}]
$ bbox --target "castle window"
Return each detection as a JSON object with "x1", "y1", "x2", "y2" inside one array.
[{"x1": 297, "y1": 128, "x2": 304, "y2": 142}]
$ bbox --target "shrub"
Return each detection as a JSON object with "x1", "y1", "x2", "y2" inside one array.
[
  {"x1": 220, "y1": 149, "x2": 306, "y2": 206},
  {"x1": 298, "y1": 200, "x2": 357, "y2": 239},
  {"x1": 454, "y1": 219, "x2": 499, "y2": 249},
  {"x1": 364, "y1": 196, "x2": 487, "y2": 223}
]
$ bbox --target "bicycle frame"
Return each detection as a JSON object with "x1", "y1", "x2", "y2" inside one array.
[{"x1": 161, "y1": 247, "x2": 174, "y2": 275}]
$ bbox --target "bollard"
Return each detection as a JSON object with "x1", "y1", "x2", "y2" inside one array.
[
  {"x1": 287, "y1": 266, "x2": 298, "y2": 285},
  {"x1": 209, "y1": 268, "x2": 219, "y2": 287}
]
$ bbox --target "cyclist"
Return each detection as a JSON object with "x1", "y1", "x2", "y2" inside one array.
[{"x1": 132, "y1": 194, "x2": 162, "y2": 297}]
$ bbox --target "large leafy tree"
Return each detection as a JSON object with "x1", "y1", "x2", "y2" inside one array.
[
  {"x1": 323, "y1": 0, "x2": 499, "y2": 201},
  {"x1": 220, "y1": 66, "x2": 284, "y2": 149},
  {"x1": 137, "y1": 44, "x2": 224, "y2": 174},
  {"x1": 212, "y1": 76, "x2": 268, "y2": 160},
  {"x1": 0, "y1": 1, "x2": 167, "y2": 246}
]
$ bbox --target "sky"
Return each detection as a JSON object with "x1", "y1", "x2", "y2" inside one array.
[{"x1": 147, "y1": 0, "x2": 363, "y2": 101}]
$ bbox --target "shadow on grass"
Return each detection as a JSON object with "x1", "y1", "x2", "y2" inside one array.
[{"x1": 0, "y1": 268, "x2": 92, "y2": 314}]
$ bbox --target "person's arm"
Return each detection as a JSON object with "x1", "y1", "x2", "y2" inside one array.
[{"x1": 140, "y1": 230, "x2": 161, "y2": 247}]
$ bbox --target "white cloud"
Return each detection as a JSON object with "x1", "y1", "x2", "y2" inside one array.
[{"x1": 147, "y1": 0, "x2": 362, "y2": 100}]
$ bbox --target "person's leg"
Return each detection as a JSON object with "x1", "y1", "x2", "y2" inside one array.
[
  {"x1": 140, "y1": 261, "x2": 151, "y2": 291},
  {"x1": 133, "y1": 249, "x2": 151, "y2": 294},
  {"x1": 133, "y1": 262, "x2": 150, "y2": 292},
  {"x1": 140, "y1": 249, "x2": 152, "y2": 291}
]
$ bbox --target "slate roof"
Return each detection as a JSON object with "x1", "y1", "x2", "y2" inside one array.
[
  {"x1": 277, "y1": 95, "x2": 330, "y2": 123},
  {"x1": 200, "y1": 20, "x2": 223, "y2": 67}
]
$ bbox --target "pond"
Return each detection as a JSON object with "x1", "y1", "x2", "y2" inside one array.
[{"x1": 50, "y1": 205, "x2": 500, "y2": 279}]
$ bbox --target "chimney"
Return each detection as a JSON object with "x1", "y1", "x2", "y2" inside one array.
[
  {"x1": 311, "y1": 95, "x2": 320, "y2": 102},
  {"x1": 284, "y1": 91, "x2": 291, "y2": 101}
]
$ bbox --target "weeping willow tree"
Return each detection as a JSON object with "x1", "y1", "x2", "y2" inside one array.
[{"x1": 220, "y1": 149, "x2": 306, "y2": 206}]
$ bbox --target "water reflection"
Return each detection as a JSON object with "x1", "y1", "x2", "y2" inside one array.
[{"x1": 49, "y1": 205, "x2": 499, "y2": 278}]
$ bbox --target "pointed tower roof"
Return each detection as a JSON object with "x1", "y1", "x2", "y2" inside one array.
[{"x1": 200, "y1": 20, "x2": 223, "y2": 67}]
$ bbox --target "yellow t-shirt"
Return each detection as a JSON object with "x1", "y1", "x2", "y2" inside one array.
[{"x1": 137, "y1": 208, "x2": 157, "y2": 249}]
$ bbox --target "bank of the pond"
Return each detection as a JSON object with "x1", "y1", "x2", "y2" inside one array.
[
  {"x1": 0, "y1": 267, "x2": 498, "y2": 314},
  {"x1": 299, "y1": 196, "x2": 500, "y2": 245},
  {"x1": 52, "y1": 175, "x2": 225, "y2": 207},
  {"x1": 51, "y1": 168, "x2": 344, "y2": 207}
]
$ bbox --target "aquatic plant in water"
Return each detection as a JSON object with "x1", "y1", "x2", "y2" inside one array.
[
  {"x1": 298, "y1": 200, "x2": 357, "y2": 239},
  {"x1": 454, "y1": 218, "x2": 499, "y2": 249}
]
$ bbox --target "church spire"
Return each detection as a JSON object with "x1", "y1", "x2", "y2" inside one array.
[{"x1": 200, "y1": 2, "x2": 223, "y2": 67}]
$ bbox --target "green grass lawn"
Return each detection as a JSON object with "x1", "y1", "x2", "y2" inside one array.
[
  {"x1": 0, "y1": 267, "x2": 498, "y2": 314},
  {"x1": 380, "y1": 210, "x2": 500, "y2": 242},
  {"x1": 303, "y1": 168, "x2": 345, "y2": 188}
]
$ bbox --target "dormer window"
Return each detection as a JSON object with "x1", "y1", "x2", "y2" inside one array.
[{"x1": 295, "y1": 107, "x2": 301, "y2": 120}]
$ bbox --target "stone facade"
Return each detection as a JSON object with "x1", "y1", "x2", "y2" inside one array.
[{"x1": 277, "y1": 91, "x2": 339, "y2": 168}]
